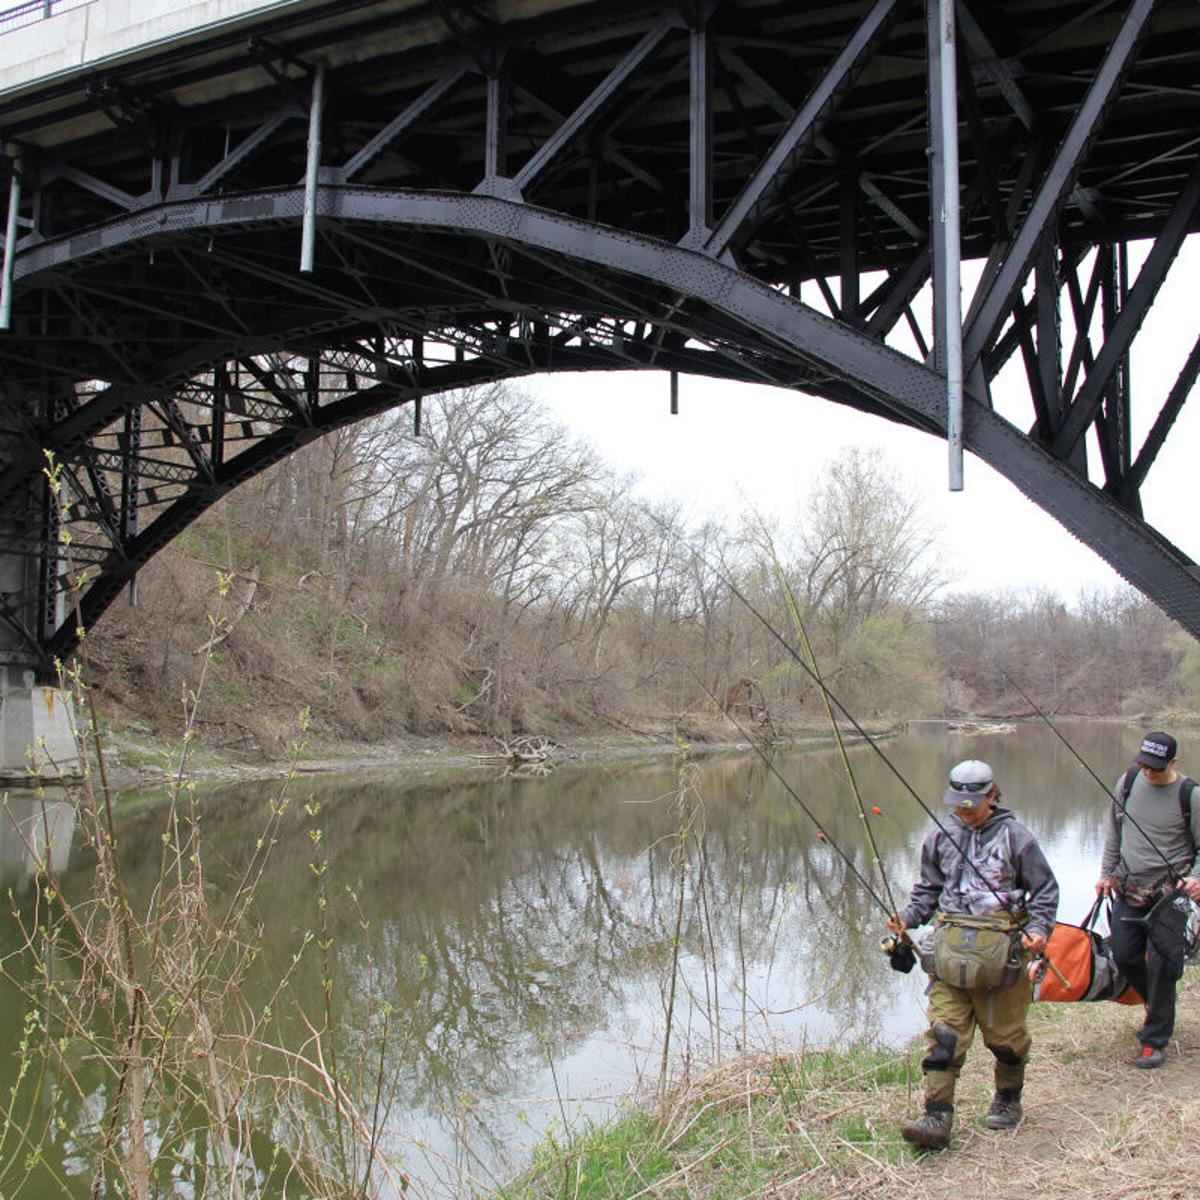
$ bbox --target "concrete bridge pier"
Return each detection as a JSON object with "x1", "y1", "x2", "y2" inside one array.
[
  {"x1": 0, "y1": 669, "x2": 79, "y2": 786},
  {"x1": 0, "y1": 488, "x2": 79, "y2": 786}
]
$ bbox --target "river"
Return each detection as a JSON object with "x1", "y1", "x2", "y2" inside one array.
[{"x1": 0, "y1": 720, "x2": 1139, "y2": 1195}]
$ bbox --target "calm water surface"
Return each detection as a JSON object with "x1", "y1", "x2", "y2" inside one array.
[{"x1": 0, "y1": 721, "x2": 1136, "y2": 1194}]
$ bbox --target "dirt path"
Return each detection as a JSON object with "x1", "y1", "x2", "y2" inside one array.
[{"x1": 850, "y1": 973, "x2": 1199, "y2": 1200}]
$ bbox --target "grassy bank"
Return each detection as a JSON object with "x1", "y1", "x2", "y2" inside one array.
[
  {"x1": 495, "y1": 1043, "x2": 919, "y2": 1200},
  {"x1": 496, "y1": 967, "x2": 1200, "y2": 1200}
]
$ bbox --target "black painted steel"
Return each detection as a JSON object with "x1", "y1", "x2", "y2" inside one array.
[{"x1": 1, "y1": 0, "x2": 1199, "y2": 668}]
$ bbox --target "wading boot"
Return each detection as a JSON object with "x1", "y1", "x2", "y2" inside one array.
[
  {"x1": 901, "y1": 1103, "x2": 953, "y2": 1150},
  {"x1": 985, "y1": 1089, "x2": 1023, "y2": 1129}
]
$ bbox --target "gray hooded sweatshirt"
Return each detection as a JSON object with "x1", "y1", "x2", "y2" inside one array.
[{"x1": 899, "y1": 805, "x2": 1059, "y2": 941}]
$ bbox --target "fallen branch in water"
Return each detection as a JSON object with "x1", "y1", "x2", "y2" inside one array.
[{"x1": 474, "y1": 735, "x2": 556, "y2": 765}]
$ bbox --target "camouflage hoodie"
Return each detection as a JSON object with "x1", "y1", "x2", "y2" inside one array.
[{"x1": 898, "y1": 805, "x2": 1059, "y2": 940}]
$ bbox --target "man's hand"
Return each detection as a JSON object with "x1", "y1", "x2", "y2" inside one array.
[
  {"x1": 1180, "y1": 876, "x2": 1200, "y2": 903},
  {"x1": 1095, "y1": 877, "x2": 1116, "y2": 897},
  {"x1": 886, "y1": 913, "x2": 906, "y2": 936},
  {"x1": 1022, "y1": 931, "x2": 1047, "y2": 954}
]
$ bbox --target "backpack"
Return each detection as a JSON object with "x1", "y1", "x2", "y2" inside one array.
[
  {"x1": 1113, "y1": 767, "x2": 1200, "y2": 961},
  {"x1": 1115, "y1": 766, "x2": 1196, "y2": 848}
]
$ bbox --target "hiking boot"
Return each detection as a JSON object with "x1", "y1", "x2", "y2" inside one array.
[
  {"x1": 901, "y1": 1104, "x2": 953, "y2": 1150},
  {"x1": 1135, "y1": 1045, "x2": 1164, "y2": 1069},
  {"x1": 985, "y1": 1089, "x2": 1023, "y2": 1129}
]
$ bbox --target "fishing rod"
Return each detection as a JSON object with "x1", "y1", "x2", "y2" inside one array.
[
  {"x1": 769, "y1": 564, "x2": 916, "y2": 972},
  {"x1": 696, "y1": 552, "x2": 1016, "y2": 916},
  {"x1": 685, "y1": 666, "x2": 894, "y2": 920},
  {"x1": 768, "y1": 545, "x2": 902, "y2": 920},
  {"x1": 995, "y1": 662, "x2": 1184, "y2": 885}
]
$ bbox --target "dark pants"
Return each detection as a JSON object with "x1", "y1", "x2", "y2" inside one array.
[{"x1": 1110, "y1": 894, "x2": 1188, "y2": 1048}]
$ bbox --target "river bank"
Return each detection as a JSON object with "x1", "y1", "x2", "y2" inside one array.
[
  {"x1": 85, "y1": 707, "x2": 1198, "y2": 800},
  {"x1": 498, "y1": 968, "x2": 1199, "y2": 1200},
  {"x1": 94, "y1": 710, "x2": 925, "y2": 795},
  {"x1": 11, "y1": 719, "x2": 1197, "y2": 1197}
]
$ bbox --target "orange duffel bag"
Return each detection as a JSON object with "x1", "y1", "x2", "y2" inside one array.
[{"x1": 1033, "y1": 898, "x2": 1141, "y2": 1005}]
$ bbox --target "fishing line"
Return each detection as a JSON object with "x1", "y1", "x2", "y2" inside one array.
[
  {"x1": 995, "y1": 662, "x2": 1182, "y2": 883},
  {"x1": 689, "y1": 549, "x2": 1015, "y2": 915},
  {"x1": 767, "y1": 544, "x2": 902, "y2": 917},
  {"x1": 684, "y1": 666, "x2": 894, "y2": 919}
]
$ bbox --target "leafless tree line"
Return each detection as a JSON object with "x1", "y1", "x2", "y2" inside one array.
[
  {"x1": 89, "y1": 382, "x2": 1197, "y2": 741},
  {"x1": 934, "y1": 585, "x2": 1195, "y2": 717}
]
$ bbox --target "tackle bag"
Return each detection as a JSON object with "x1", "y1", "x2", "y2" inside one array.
[{"x1": 1033, "y1": 898, "x2": 1140, "y2": 1005}]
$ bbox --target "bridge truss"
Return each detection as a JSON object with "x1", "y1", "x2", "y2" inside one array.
[{"x1": 2, "y1": 0, "x2": 1200, "y2": 672}]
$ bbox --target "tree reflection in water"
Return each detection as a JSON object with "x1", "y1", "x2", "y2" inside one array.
[{"x1": 0, "y1": 721, "x2": 1130, "y2": 1194}]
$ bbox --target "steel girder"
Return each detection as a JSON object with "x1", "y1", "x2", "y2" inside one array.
[{"x1": 1, "y1": 0, "x2": 1200, "y2": 667}]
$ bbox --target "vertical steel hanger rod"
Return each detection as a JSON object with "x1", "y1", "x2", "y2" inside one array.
[
  {"x1": 929, "y1": 0, "x2": 963, "y2": 490},
  {"x1": 300, "y1": 64, "x2": 325, "y2": 274},
  {"x1": 0, "y1": 149, "x2": 21, "y2": 331}
]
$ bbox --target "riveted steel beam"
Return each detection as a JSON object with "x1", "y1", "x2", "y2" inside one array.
[
  {"x1": 6, "y1": 185, "x2": 1200, "y2": 649},
  {"x1": 703, "y1": 0, "x2": 901, "y2": 260},
  {"x1": 1053, "y1": 154, "x2": 1200, "y2": 459},
  {"x1": 962, "y1": 0, "x2": 1158, "y2": 373},
  {"x1": 1125, "y1": 331, "x2": 1200, "y2": 498},
  {"x1": 337, "y1": 67, "x2": 469, "y2": 184},
  {"x1": 3, "y1": 0, "x2": 1200, "y2": 660},
  {"x1": 512, "y1": 17, "x2": 680, "y2": 197}
]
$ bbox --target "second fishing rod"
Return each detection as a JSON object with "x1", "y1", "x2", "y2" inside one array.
[
  {"x1": 996, "y1": 662, "x2": 1188, "y2": 886},
  {"x1": 693, "y1": 548, "x2": 1018, "y2": 920},
  {"x1": 682, "y1": 664, "x2": 918, "y2": 972}
]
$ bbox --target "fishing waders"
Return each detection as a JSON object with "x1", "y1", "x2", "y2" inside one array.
[{"x1": 903, "y1": 972, "x2": 1033, "y2": 1148}]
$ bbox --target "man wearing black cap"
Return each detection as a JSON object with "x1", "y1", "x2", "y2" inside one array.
[{"x1": 1097, "y1": 731, "x2": 1200, "y2": 1068}]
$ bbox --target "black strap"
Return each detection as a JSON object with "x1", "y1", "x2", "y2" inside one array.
[{"x1": 1116, "y1": 768, "x2": 1195, "y2": 847}]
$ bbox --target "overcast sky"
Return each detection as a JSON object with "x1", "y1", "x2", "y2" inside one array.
[{"x1": 530, "y1": 238, "x2": 1199, "y2": 601}]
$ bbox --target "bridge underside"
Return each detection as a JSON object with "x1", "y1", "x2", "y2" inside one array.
[{"x1": 2, "y1": 0, "x2": 1200, "y2": 671}]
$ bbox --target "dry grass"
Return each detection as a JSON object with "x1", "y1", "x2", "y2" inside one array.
[
  {"x1": 790, "y1": 965, "x2": 1200, "y2": 1200},
  {"x1": 504, "y1": 966, "x2": 1199, "y2": 1200},
  {"x1": 499, "y1": 1039, "x2": 919, "y2": 1200}
]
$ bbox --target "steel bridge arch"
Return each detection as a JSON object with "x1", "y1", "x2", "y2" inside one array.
[
  {"x1": 6, "y1": 187, "x2": 1200, "y2": 659},
  {"x1": 4, "y1": 0, "x2": 1200, "y2": 674}
]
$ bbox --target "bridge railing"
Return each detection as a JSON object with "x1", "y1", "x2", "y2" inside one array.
[{"x1": 0, "y1": 0, "x2": 94, "y2": 36}]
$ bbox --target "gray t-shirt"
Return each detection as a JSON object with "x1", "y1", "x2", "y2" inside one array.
[{"x1": 1100, "y1": 770, "x2": 1200, "y2": 888}]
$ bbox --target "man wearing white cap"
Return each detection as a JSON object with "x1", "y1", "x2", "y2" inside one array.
[
  {"x1": 887, "y1": 759, "x2": 1058, "y2": 1149},
  {"x1": 1097, "y1": 731, "x2": 1200, "y2": 1069}
]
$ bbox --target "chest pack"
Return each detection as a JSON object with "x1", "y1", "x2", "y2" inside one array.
[{"x1": 1114, "y1": 767, "x2": 1196, "y2": 847}]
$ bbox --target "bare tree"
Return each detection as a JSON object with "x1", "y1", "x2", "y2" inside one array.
[
  {"x1": 559, "y1": 483, "x2": 663, "y2": 671},
  {"x1": 798, "y1": 447, "x2": 945, "y2": 653}
]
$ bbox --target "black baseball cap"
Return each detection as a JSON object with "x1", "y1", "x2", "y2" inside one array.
[{"x1": 1135, "y1": 731, "x2": 1177, "y2": 771}]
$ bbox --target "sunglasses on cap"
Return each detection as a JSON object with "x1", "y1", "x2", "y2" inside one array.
[{"x1": 949, "y1": 778, "x2": 993, "y2": 794}]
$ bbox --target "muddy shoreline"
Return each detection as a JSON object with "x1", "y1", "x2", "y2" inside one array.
[
  {"x1": 94, "y1": 716, "x2": 931, "y2": 797},
  {"x1": 72, "y1": 710, "x2": 1172, "y2": 798}
]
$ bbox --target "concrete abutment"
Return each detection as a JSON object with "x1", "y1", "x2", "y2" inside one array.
[{"x1": 0, "y1": 669, "x2": 80, "y2": 785}]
